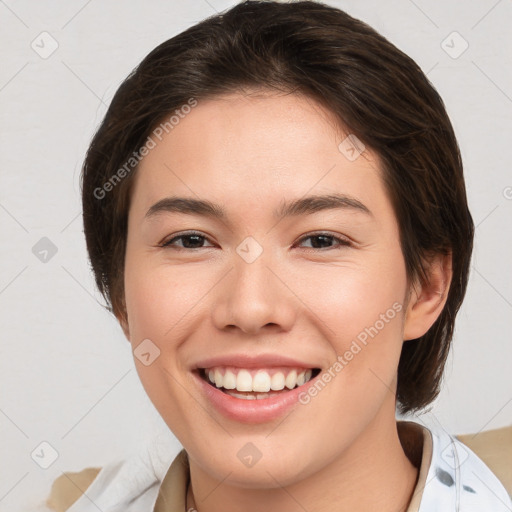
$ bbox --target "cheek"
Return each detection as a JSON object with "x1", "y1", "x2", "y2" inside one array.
[
  {"x1": 297, "y1": 253, "x2": 407, "y2": 394},
  {"x1": 123, "y1": 256, "x2": 210, "y2": 344},
  {"x1": 122, "y1": 258, "x2": 206, "y2": 435},
  {"x1": 300, "y1": 258, "x2": 406, "y2": 341}
]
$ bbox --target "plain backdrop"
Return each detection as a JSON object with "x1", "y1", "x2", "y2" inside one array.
[{"x1": 1, "y1": 0, "x2": 511, "y2": 510}]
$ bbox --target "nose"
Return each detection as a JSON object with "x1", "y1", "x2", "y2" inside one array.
[{"x1": 211, "y1": 249, "x2": 297, "y2": 336}]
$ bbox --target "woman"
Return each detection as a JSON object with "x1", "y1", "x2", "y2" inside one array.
[{"x1": 43, "y1": 1, "x2": 512, "y2": 510}]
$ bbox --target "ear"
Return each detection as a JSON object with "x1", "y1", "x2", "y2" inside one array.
[{"x1": 403, "y1": 252, "x2": 452, "y2": 341}]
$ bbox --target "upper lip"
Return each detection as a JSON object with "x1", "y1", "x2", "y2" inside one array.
[{"x1": 192, "y1": 353, "x2": 320, "y2": 370}]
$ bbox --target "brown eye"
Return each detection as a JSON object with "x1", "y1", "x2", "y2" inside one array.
[
  {"x1": 296, "y1": 233, "x2": 352, "y2": 250},
  {"x1": 161, "y1": 232, "x2": 214, "y2": 250}
]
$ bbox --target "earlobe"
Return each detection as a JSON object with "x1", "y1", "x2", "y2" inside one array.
[{"x1": 403, "y1": 252, "x2": 452, "y2": 341}]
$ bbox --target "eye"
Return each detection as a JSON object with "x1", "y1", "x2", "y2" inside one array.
[
  {"x1": 295, "y1": 232, "x2": 352, "y2": 250},
  {"x1": 160, "y1": 231, "x2": 352, "y2": 251},
  {"x1": 160, "y1": 231, "x2": 215, "y2": 250}
]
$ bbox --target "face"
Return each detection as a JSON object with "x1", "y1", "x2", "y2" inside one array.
[{"x1": 121, "y1": 90, "x2": 416, "y2": 487}]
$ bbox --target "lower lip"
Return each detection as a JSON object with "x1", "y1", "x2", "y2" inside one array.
[{"x1": 193, "y1": 371, "x2": 317, "y2": 423}]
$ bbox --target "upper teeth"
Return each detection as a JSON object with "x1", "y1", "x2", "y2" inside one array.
[{"x1": 206, "y1": 367, "x2": 313, "y2": 392}]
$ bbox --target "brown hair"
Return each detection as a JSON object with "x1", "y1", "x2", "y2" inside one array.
[{"x1": 81, "y1": 0, "x2": 474, "y2": 414}]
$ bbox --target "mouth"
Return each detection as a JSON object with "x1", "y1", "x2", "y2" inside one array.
[{"x1": 197, "y1": 366, "x2": 322, "y2": 400}]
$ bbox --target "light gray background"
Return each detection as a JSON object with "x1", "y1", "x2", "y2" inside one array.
[{"x1": 1, "y1": 0, "x2": 511, "y2": 510}]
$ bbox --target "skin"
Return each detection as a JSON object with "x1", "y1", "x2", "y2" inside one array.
[{"x1": 119, "y1": 89, "x2": 452, "y2": 512}]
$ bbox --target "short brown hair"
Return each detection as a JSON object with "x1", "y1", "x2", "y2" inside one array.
[{"x1": 81, "y1": 0, "x2": 474, "y2": 414}]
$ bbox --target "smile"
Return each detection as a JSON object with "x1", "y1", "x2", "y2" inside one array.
[{"x1": 198, "y1": 364, "x2": 321, "y2": 405}]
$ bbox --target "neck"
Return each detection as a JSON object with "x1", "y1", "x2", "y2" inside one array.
[{"x1": 187, "y1": 408, "x2": 419, "y2": 512}]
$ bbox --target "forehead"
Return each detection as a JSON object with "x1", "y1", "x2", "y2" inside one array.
[{"x1": 130, "y1": 90, "x2": 388, "y2": 224}]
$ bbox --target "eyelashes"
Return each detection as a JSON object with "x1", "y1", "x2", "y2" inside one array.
[
  {"x1": 160, "y1": 231, "x2": 353, "y2": 251},
  {"x1": 298, "y1": 233, "x2": 352, "y2": 250},
  {"x1": 161, "y1": 232, "x2": 214, "y2": 250}
]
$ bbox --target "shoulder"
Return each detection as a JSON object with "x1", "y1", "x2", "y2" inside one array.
[
  {"x1": 456, "y1": 424, "x2": 512, "y2": 497},
  {"x1": 422, "y1": 424, "x2": 512, "y2": 511},
  {"x1": 44, "y1": 456, "x2": 160, "y2": 511},
  {"x1": 45, "y1": 467, "x2": 102, "y2": 512},
  {"x1": 43, "y1": 436, "x2": 179, "y2": 512}
]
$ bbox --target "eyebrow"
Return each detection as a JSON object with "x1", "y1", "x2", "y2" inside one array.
[{"x1": 145, "y1": 193, "x2": 372, "y2": 222}]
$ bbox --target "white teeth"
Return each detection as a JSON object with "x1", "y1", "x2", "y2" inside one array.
[
  {"x1": 214, "y1": 369, "x2": 223, "y2": 387},
  {"x1": 223, "y1": 369, "x2": 236, "y2": 390},
  {"x1": 236, "y1": 369, "x2": 253, "y2": 392},
  {"x1": 252, "y1": 371, "x2": 271, "y2": 392},
  {"x1": 285, "y1": 370, "x2": 297, "y2": 389},
  {"x1": 225, "y1": 391, "x2": 277, "y2": 400},
  {"x1": 204, "y1": 367, "x2": 316, "y2": 393},
  {"x1": 270, "y1": 372, "x2": 285, "y2": 391},
  {"x1": 227, "y1": 391, "x2": 257, "y2": 400}
]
